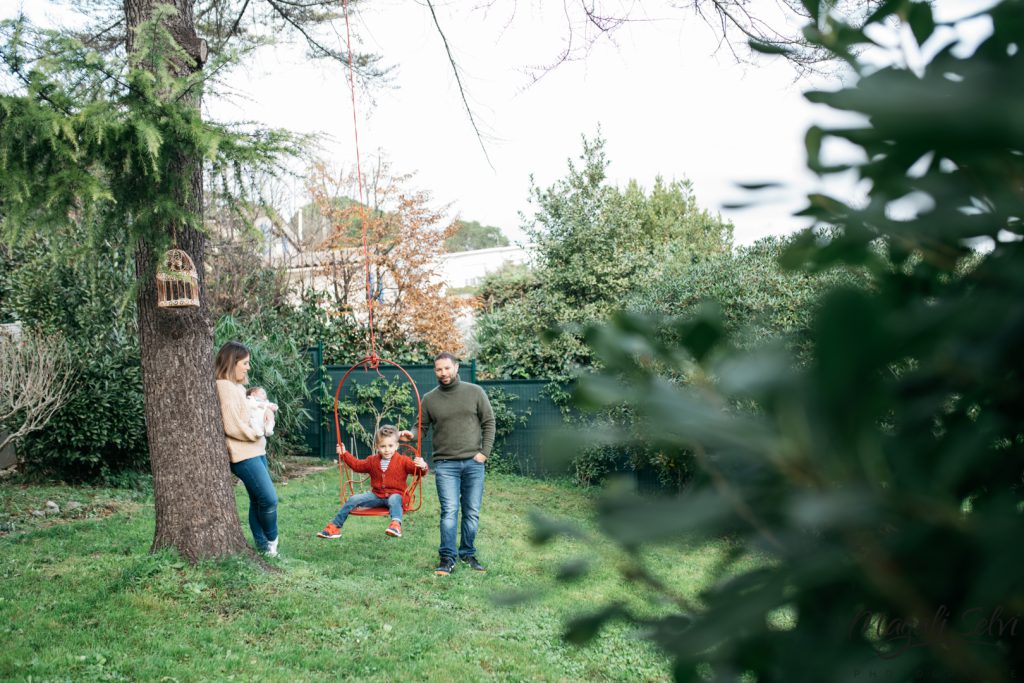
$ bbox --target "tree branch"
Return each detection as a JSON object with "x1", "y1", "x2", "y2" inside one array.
[{"x1": 424, "y1": 0, "x2": 494, "y2": 170}]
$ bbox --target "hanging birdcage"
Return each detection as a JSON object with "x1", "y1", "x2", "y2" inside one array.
[{"x1": 156, "y1": 249, "x2": 200, "y2": 309}]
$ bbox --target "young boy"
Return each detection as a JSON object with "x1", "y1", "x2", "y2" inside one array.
[
  {"x1": 246, "y1": 386, "x2": 278, "y2": 437},
  {"x1": 317, "y1": 424, "x2": 429, "y2": 539}
]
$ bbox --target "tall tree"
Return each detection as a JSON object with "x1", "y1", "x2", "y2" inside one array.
[
  {"x1": 445, "y1": 220, "x2": 509, "y2": 252},
  {"x1": 130, "y1": 0, "x2": 245, "y2": 560},
  {"x1": 475, "y1": 132, "x2": 732, "y2": 378},
  {"x1": 0, "y1": 4, "x2": 316, "y2": 560}
]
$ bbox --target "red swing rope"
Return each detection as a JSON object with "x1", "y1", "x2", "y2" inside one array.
[
  {"x1": 334, "y1": 0, "x2": 424, "y2": 515},
  {"x1": 341, "y1": 0, "x2": 376, "y2": 360}
]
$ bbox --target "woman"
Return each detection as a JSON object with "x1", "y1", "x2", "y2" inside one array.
[{"x1": 214, "y1": 341, "x2": 279, "y2": 557}]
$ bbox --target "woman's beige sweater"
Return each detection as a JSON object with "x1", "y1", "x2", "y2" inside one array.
[{"x1": 216, "y1": 379, "x2": 266, "y2": 464}]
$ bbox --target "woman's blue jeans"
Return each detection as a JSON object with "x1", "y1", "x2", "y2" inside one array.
[
  {"x1": 230, "y1": 455, "x2": 278, "y2": 551},
  {"x1": 332, "y1": 491, "x2": 404, "y2": 527},
  {"x1": 434, "y1": 458, "x2": 485, "y2": 560}
]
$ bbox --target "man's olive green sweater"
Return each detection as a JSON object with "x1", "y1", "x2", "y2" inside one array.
[{"x1": 422, "y1": 377, "x2": 495, "y2": 461}]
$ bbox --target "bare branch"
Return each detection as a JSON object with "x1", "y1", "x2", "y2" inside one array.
[
  {"x1": 424, "y1": 0, "x2": 495, "y2": 170},
  {"x1": 0, "y1": 328, "x2": 75, "y2": 455},
  {"x1": 228, "y1": 0, "x2": 252, "y2": 43}
]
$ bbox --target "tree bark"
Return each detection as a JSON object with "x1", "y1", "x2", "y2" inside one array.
[{"x1": 125, "y1": 0, "x2": 251, "y2": 561}]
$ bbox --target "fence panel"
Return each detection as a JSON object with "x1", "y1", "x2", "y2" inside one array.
[
  {"x1": 306, "y1": 356, "x2": 571, "y2": 474},
  {"x1": 479, "y1": 379, "x2": 573, "y2": 478}
]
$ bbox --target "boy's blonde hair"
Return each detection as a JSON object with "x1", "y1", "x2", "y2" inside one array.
[{"x1": 376, "y1": 424, "x2": 399, "y2": 445}]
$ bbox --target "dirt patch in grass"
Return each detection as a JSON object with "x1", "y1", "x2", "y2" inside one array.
[
  {"x1": 0, "y1": 493, "x2": 146, "y2": 536},
  {"x1": 278, "y1": 456, "x2": 333, "y2": 482}
]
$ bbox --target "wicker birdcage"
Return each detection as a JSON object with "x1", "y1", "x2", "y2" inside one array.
[{"x1": 156, "y1": 249, "x2": 200, "y2": 309}]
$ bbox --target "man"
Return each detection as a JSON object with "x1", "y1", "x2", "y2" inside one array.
[{"x1": 403, "y1": 352, "x2": 494, "y2": 576}]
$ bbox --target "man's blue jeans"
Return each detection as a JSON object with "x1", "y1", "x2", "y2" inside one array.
[
  {"x1": 434, "y1": 458, "x2": 485, "y2": 560},
  {"x1": 229, "y1": 455, "x2": 278, "y2": 552},
  {"x1": 332, "y1": 491, "x2": 404, "y2": 527}
]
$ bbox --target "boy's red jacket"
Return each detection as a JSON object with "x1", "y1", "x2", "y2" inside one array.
[{"x1": 340, "y1": 450, "x2": 428, "y2": 498}]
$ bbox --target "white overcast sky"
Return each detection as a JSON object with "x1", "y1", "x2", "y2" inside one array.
[
  {"x1": 8, "y1": 0, "x2": 997, "y2": 245},
  {"x1": 209, "y1": 0, "x2": 826, "y2": 245}
]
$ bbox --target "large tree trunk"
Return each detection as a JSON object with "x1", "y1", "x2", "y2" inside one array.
[{"x1": 126, "y1": 0, "x2": 250, "y2": 561}]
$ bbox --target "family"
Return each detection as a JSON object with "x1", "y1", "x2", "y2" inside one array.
[{"x1": 214, "y1": 342, "x2": 496, "y2": 576}]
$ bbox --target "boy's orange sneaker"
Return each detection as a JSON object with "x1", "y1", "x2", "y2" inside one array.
[
  {"x1": 385, "y1": 520, "x2": 402, "y2": 538},
  {"x1": 316, "y1": 523, "x2": 342, "y2": 539}
]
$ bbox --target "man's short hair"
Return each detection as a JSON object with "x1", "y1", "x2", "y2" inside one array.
[{"x1": 434, "y1": 351, "x2": 459, "y2": 365}]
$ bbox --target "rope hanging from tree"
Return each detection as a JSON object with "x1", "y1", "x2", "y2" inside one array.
[{"x1": 332, "y1": 0, "x2": 425, "y2": 516}]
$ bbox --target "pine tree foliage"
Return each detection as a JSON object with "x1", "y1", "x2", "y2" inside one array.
[
  {"x1": 24, "y1": 0, "x2": 384, "y2": 82},
  {"x1": 0, "y1": 11, "x2": 299, "y2": 270}
]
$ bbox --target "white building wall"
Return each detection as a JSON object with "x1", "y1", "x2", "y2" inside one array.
[
  {"x1": 435, "y1": 245, "x2": 532, "y2": 290},
  {"x1": 276, "y1": 245, "x2": 533, "y2": 349}
]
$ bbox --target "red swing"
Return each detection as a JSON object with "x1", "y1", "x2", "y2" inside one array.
[
  {"x1": 332, "y1": 357, "x2": 425, "y2": 516},
  {"x1": 330, "y1": 1, "x2": 425, "y2": 518}
]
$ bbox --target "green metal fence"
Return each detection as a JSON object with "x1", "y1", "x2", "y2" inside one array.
[
  {"x1": 477, "y1": 379, "x2": 574, "y2": 478},
  {"x1": 302, "y1": 355, "x2": 574, "y2": 477}
]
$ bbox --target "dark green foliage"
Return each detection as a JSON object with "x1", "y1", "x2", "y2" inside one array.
[
  {"x1": 445, "y1": 219, "x2": 509, "y2": 252},
  {"x1": 474, "y1": 135, "x2": 735, "y2": 484},
  {"x1": 540, "y1": 2, "x2": 1024, "y2": 681},
  {"x1": 523, "y1": 133, "x2": 658, "y2": 308},
  {"x1": 0, "y1": 246, "x2": 16, "y2": 324},
  {"x1": 18, "y1": 350, "x2": 147, "y2": 482},
  {"x1": 475, "y1": 262, "x2": 540, "y2": 312},
  {"x1": 475, "y1": 133, "x2": 732, "y2": 381},
  {"x1": 0, "y1": 12, "x2": 301, "y2": 271},
  {"x1": 475, "y1": 287, "x2": 596, "y2": 380},
  {"x1": 569, "y1": 440, "x2": 630, "y2": 488},
  {"x1": 628, "y1": 234, "x2": 873, "y2": 359},
  {"x1": 2, "y1": 225, "x2": 147, "y2": 481}
]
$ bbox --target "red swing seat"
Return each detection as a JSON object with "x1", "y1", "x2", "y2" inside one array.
[{"x1": 333, "y1": 355, "x2": 424, "y2": 517}]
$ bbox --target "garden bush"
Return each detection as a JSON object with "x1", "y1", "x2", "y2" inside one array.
[
  {"x1": 627, "y1": 233, "x2": 873, "y2": 359},
  {"x1": 1, "y1": 227, "x2": 148, "y2": 481}
]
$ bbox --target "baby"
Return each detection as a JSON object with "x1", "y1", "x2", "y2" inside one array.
[{"x1": 246, "y1": 386, "x2": 278, "y2": 437}]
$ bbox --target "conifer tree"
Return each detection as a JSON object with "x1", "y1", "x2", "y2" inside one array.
[{"x1": 0, "y1": 1, "x2": 356, "y2": 561}]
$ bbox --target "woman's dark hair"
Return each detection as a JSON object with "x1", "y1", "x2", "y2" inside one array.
[{"x1": 215, "y1": 341, "x2": 250, "y2": 381}]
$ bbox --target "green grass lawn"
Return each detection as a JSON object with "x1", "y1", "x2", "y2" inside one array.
[{"x1": 0, "y1": 462, "x2": 735, "y2": 682}]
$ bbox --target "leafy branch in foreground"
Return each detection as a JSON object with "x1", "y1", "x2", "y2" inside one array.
[{"x1": 536, "y1": 2, "x2": 1024, "y2": 681}]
